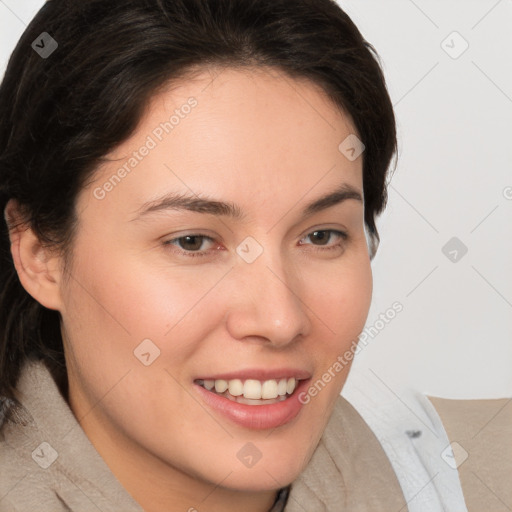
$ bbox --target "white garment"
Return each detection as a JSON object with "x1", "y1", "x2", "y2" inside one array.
[{"x1": 342, "y1": 367, "x2": 469, "y2": 512}]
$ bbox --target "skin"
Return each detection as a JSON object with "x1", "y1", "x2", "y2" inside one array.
[{"x1": 7, "y1": 66, "x2": 373, "y2": 512}]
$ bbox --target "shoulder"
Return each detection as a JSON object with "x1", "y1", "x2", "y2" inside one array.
[
  {"x1": 0, "y1": 411, "x2": 66, "y2": 512},
  {"x1": 338, "y1": 373, "x2": 511, "y2": 512},
  {"x1": 427, "y1": 395, "x2": 512, "y2": 511},
  {"x1": 0, "y1": 358, "x2": 143, "y2": 512},
  {"x1": 285, "y1": 395, "x2": 409, "y2": 511}
]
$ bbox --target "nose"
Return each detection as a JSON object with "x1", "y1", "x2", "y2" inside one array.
[{"x1": 225, "y1": 252, "x2": 312, "y2": 348}]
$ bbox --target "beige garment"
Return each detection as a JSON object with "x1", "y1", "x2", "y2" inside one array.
[
  {"x1": 0, "y1": 358, "x2": 408, "y2": 511},
  {"x1": 428, "y1": 396, "x2": 512, "y2": 512},
  {"x1": 285, "y1": 396, "x2": 408, "y2": 511}
]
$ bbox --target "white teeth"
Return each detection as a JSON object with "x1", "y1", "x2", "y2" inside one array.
[
  {"x1": 261, "y1": 379, "x2": 278, "y2": 399},
  {"x1": 200, "y1": 377, "x2": 299, "y2": 400},
  {"x1": 214, "y1": 379, "x2": 228, "y2": 393},
  {"x1": 286, "y1": 378, "x2": 296, "y2": 395},
  {"x1": 243, "y1": 379, "x2": 262, "y2": 399},
  {"x1": 228, "y1": 379, "x2": 243, "y2": 397},
  {"x1": 277, "y1": 378, "x2": 287, "y2": 396}
]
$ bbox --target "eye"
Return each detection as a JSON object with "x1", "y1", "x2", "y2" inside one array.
[
  {"x1": 163, "y1": 234, "x2": 218, "y2": 257},
  {"x1": 299, "y1": 229, "x2": 348, "y2": 251}
]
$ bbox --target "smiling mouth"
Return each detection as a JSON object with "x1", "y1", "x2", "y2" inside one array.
[{"x1": 195, "y1": 377, "x2": 299, "y2": 406}]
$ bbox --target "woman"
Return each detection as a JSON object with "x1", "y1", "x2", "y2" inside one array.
[{"x1": 1, "y1": 1, "x2": 505, "y2": 511}]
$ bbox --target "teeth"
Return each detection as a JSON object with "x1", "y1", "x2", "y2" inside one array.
[
  {"x1": 228, "y1": 379, "x2": 243, "y2": 397},
  {"x1": 214, "y1": 379, "x2": 228, "y2": 393},
  {"x1": 286, "y1": 378, "x2": 296, "y2": 395},
  {"x1": 199, "y1": 377, "x2": 299, "y2": 400},
  {"x1": 243, "y1": 379, "x2": 262, "y2": 399},
  {"x1": 261, "y1": 379, "x2": 278, "y2": 399}
]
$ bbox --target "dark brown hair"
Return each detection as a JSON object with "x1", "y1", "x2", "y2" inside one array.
[{"x1": 0, "y1": 0, "x2": 396, "y2": 419}]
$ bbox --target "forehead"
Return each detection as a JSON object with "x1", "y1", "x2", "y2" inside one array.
[{"x1": 82, "y1": 66, "x2": 363, "y2": 221}]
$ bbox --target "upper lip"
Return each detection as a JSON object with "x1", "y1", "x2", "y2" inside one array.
[{"x1": 195, "y1": 368, "x2": 312, "y2": 381}]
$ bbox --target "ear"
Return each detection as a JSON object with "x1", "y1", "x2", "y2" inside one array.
[{"x1": 4, "y1": 199, "x2": 64, "y2": 311}]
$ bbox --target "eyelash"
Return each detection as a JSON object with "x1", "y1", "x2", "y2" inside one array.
[{"x1": 163, "y1": 229, "x2": 349, "y2": 258}]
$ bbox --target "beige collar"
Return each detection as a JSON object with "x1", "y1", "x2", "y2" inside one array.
[{"x1": 286, "y1": 395, "x2": 408, "y2": 511}]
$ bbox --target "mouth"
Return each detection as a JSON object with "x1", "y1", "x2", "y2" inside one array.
[
  {"x1": 193, "y1": 369, "x2": 312, "y2": 429},
  {"x1": 194, "y1": 377, "x2": 300, "y2": 406}
]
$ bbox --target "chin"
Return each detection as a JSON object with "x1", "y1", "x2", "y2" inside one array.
[
  {"x1": 192, "y1": 436, "x2": 317, "y2": 492},
  {"x1": 221, "y1": 460, "x2": 307, "y2": 492}
]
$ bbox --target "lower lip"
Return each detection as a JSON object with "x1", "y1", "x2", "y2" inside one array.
[{"x1": 194, "y1": 379, "x2": 310, "y2": 430}]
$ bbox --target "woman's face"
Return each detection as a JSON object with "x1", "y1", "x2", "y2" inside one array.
[{"x1": 58, "y1": 66, "x2": 372, "y2": 504}]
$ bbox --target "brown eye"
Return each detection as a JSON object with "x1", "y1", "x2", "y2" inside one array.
[
  {"x1": 164, "y1": 234, "x2": 216, "y2": 255},
  {"x1": 309, "y1": 231, "x2": 330, "y2": 246},
  {"x1": 177, "y1": 235, "x2": 207, "y2": 251},
  {"x1": 300, "y1": 229, "x2": 347, "y2": 248}
]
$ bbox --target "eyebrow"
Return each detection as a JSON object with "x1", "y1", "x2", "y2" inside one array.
[{"x1": 131, "y1": 183, "x2": 362, "y2": 222}]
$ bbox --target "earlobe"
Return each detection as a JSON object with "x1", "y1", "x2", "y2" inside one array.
[{"x1": 4, "y1": 199, "x2": 63, "y2": 311}]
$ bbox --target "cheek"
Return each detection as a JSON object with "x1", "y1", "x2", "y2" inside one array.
[
  {"x1": 60, "y1": 244, "x2": 230, "y2": 370},
  {"x1": 305, "y1": 253, "x2": 373, "y2": 346},
  {"x1": 59, "y1": 244, "x2": 228, "y2": 438},
  {"x1": 299, "y1": 254, "x2": 372, "y2": 407}
]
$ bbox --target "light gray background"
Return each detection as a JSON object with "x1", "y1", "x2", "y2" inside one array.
[{"x1": 1, "y1": 0, "x2": 511, "y2": 399}]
